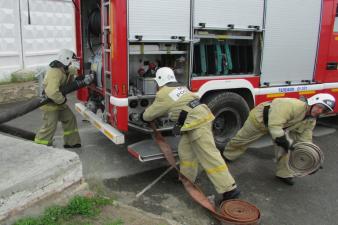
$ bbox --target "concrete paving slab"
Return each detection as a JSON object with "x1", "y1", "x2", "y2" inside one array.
[
  {"x1": 0, "y1": 134, "x2": 83, "y2": 222},
  {"x1": 312, "y1": 125, "x2": 336, "y2": 137},
  {"x1": 0, "y1": 95, "x2": 169, "y2": 181}
]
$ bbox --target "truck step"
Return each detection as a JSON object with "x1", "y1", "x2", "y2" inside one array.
[{"x1": 128, "y1": 136, "x2": 180, "y2": 162}]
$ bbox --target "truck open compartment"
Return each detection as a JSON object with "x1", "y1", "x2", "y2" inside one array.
[
  {"x1": 193, "y1": 30, "x2": 262, "y2": 76},
  {"x1": 127, "y1": 42, "x2": 190, "y2": 132}
]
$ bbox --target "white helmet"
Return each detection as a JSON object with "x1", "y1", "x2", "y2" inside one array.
[
  {"x1": 307, "y1": 93, "x2": 336, "y2": 112},
  {"x1": 55, "y1": 49, "x2": 80, "y2": 69},
  {"x1": 154, "y1": 67, "x2": 177, "y2": 87}
]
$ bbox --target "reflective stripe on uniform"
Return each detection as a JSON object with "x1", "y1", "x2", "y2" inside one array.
[
  {"x1": 205, "y1": 164, "x2": 228, "y2": 175},
  {"x1": 34, "y1": 138, "x2": 50, "y2": 145},
  {"x1": 180, "y1": 160, "x2": 198, "y2": 168},
  {"x1": 63, "y1": 129, "x2": 78, "y2": 136},
  {"x1": 182, "y1": 113, "x2": 214, "y2": 129}
]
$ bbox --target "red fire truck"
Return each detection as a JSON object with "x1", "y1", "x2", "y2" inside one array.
[{"x1": 73, "y1": 0, "x2": 338, "y2": 161}]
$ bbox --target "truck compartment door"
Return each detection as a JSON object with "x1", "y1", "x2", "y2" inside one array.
[
  {"x1": 261, "y1": 0, "x2": 322, "y2": 86},
  {"x1": 327, "y1": 1, "x2": 338, "y2": 76},
  {"x1": 128, "y1": 0, "x2": 191, "y2": 41},
  {"x1": 194, "y1": 0, "x2": 264, "y2": 30},
  {"x1": 316, "y1": 0, "x2": 338, "y2": 83}
]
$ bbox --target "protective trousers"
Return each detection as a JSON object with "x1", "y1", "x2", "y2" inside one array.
[
  {"x1": 178, "y1": 122, "x2": 237, "y2": 194},
  {"x1": 223, "y1": 117, "x2": 294, "y2": 178},
  {"x1": 35, "y1": 106, "x2": 81, "y2": 146}
]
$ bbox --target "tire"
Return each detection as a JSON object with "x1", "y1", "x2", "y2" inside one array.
[{"x1": 203, "y1": 92, "x2": 250, "y2": 150}]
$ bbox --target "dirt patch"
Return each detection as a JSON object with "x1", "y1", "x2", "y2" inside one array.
[
  {"x1": 61, "y1": 203, "x2": 175, "y2": 225},
  {"x1": 0, "y1": 81, "x2": 38, "y2": 104},
  {"x1": 102, "y1": 170, "x2": 219, "y2": 225},
  {"x1": 83, "y1": 178, "x2": 179, "y2": 225},
  {"x1": 100, "y1": 204, "x2": 173, "y2": 225}
]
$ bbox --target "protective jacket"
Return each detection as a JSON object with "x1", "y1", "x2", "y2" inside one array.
[
  {"x1": 144, "y1": 84, "x2": 237, "y2": 193},
  {"x1": 143, "y1": 85, "x2": 214, "y2": 131},
  {"x1": 223, "y1": 98, "x2": 316, "y2": 178},
  {"x1": 35, "y1": 65, "x2": 80, "y2": 146},
  {"x1": 250, "y1": 98, "x2": 316, "y2": 142},
  {"x1": 40, "y1": 66, "x2": 75, "y2": 111}
]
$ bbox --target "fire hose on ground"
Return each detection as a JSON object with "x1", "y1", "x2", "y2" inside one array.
[
  {"x1": 0, "y1": 74, "x2": 94, "y2": 138},
  {"x1": 0, "y1": 124, "x2": 36, "y2": 141},
  {"x1": 288, "y1": 142, "x2": 324, "y2": 177},
  {"x1": 149, "y1": 123, "x2": 261, "y2": 225}
]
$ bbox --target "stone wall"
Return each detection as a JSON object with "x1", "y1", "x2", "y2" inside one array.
[{"x1": 0, "y1": 81, "x2": 38, "y2": 104}]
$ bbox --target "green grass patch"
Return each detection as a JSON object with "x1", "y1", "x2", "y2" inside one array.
[
  {"x1": 105, "y1": 218, "x2": 124, "y2": 225},
  {"x1": 0, "y1": 70, "x2": 37, "y2": 86},
  {"x1": 13, "y1": 195, "x2": 113, "y2": 225},
  {"x1": 11, "y1": 71, "x2": 37, "y2": 83},
  {"x1": 0, "y1": 80, "x2": 13, "y2": 85}
]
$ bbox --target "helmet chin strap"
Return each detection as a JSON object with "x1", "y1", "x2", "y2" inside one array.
[{"x1": 306, "y1": 105, "x2": 316, "y2": 118}]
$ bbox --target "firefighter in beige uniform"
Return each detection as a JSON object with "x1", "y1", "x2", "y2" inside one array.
[
  {"x1": 34, "y1": 49, "x2": 81, "y2": 148},
  {"x1": 143, "y1": 67, "x2": 240, "y2": 201},
  {"x1": 223, "y1": 94, "x2": 335, "y2": 185}
]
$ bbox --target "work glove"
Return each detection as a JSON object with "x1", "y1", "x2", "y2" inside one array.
[
  {"x1": 139, "y1": 111, "x2": 149, "y2": 124},
  {"x1": 274, "y1": 135, "x2": 294, "y2": 152},
  {"x1": 75, "y1": 73, "x2": 94, "y2": 84},
  {"x1": 84, "y1": 73, "x2": 95, "y2": 85}
]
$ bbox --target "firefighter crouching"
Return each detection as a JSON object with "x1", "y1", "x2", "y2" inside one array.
[
  {"x1": 142, "y1": 67, "x2": 240, "y2": 202},
  {"x1": 223, "y1": 94, "x2": 336, "y2": 185},
  {"x1": 34, "y1": 49, "x2": 81, "y2": 148}
]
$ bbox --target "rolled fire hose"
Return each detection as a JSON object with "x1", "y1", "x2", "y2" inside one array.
[
  {"x1": 288, "y1": 142, "x2": 324, "y2": 177},
  {"x1": 0, "y1": 74, "x2": 94, "y2": 125},
  {"x1": 150, "y1": 123, "x2": 260, "y2": 225}
]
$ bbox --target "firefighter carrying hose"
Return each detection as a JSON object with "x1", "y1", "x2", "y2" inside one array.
[
  {"x1": 34, "y1": 49, "x2": 81, "y2": 148},
  {"x1": 142, "y1": 67, "x2": 240, "y2": 202},
  {"x1": 223, "y1": 93, "x2": 336, "y2": 185}
]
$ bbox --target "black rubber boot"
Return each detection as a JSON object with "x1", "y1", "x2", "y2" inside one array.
[
  {"x1": 64, "y1": 143, "x2": 82, "y2": 148},
  {"x1": 276, "y1": 176, "x2": 295, "y2": 186},
  {"x1": 222, "y1": 187, "x2": 241, "y2": 202}
]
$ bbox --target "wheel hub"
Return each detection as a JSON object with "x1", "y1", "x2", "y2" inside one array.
[{"x1": 213, "y1": 108, "x2": 241, "y2": 145}]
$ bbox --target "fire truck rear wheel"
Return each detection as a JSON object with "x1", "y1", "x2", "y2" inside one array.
[{"x1": 204, "y1": 92, "x2": 250, "y2": 151}]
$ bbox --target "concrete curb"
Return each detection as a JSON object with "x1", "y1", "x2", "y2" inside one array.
[{"x1": 0, "y1": 134, "x2": 84, "y2": 223}]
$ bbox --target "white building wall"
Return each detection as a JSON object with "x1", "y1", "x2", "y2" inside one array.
[
  {"x1": 0, "y1": 0, "x2": 75, "y2": 82},
  {"x1": 0, "y1": 0, "x2": 23, "y2": 81}
]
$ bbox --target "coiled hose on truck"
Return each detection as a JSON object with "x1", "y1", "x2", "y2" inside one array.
[{"x1": 0, "y1": 74, "x2": 94, "y2": 138}]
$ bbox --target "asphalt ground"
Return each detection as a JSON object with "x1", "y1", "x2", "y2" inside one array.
[{"x1": 1, "y1": 95, "x2": 338, "y2": 225}]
